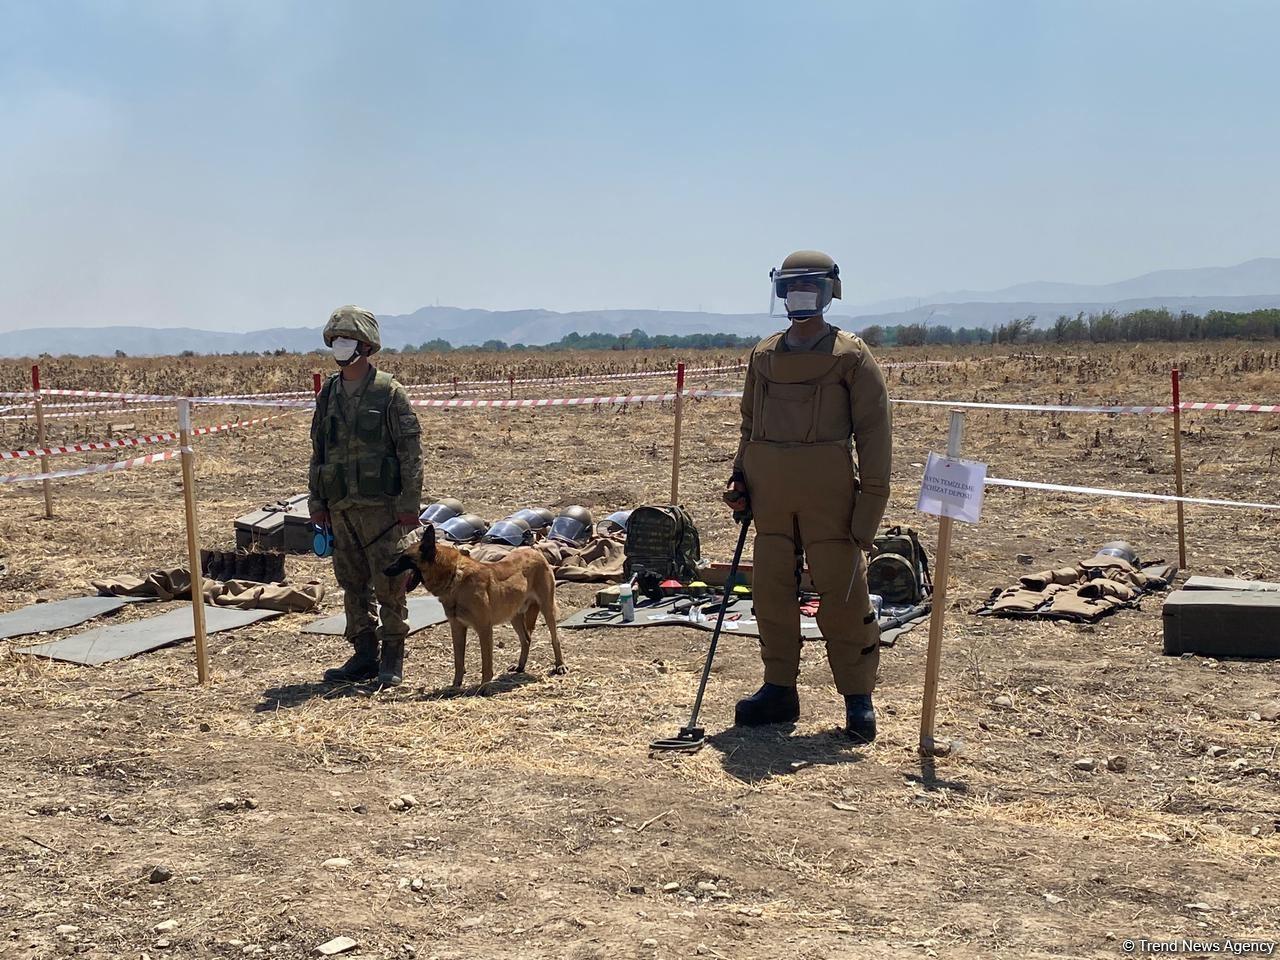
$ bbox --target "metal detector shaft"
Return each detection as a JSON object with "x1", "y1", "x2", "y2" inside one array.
[{"x1": 682, "y1": 511, "x2": 752, "y2": 732}]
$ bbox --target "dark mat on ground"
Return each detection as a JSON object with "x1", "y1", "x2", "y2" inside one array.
[
  {"x1": 300, "y1": 595, "x2": 448, "y2": 636},
  {"x1": 0, "y1": 596, "x2": 130, "y2": 641},
  {"x1": 14, "y1": 605, "x2": 282, "y2": 666},
  {"x1": 560, "y1": 596, "x2": 930, "y2": 647}
]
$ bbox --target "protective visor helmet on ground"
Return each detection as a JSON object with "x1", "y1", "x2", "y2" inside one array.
[
  {"x1": 512, "y1": 507, "x2": 555, "y2": 532},
  {"x1": 483, "y1": 517, "x2": 534, "y2": 546},
  {"x1": 549, "y1": 505, "x2": 595, "y2": 545},
  {"x1": 1093, "y1": 541, "x2": 1140, "y2": 567},
  {"x1": 323, "y1": 305, "x2": 382, "y2": 354},
  {"x1": 439, "y1": 513, "x2": 490, "y2": 544},
  {"x1": 420, "y1": 498, "x2": 464, "y2": 525},
  {"x1": 597, "y1": 510, "x2": 632, "y2": 535},
  {"x1": 769, "y1": 250, "x2": 841, "y2": 319}
]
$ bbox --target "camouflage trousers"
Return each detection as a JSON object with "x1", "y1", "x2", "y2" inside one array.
[{"x1": 330, "y1": 505, "x2": 411, "y2": 646}]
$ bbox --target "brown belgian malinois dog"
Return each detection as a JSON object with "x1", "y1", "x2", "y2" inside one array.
[{"x1": 383, "y1": 523, "x2": 566, "y2": 689}]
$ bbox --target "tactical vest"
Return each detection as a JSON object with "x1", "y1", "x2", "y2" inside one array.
[
  {"x1": 747, "y1": 328, "x2": 857, "y2": 445},
  {"x1": 312, "y1": 370, "x2": 402, "y2": 504}
]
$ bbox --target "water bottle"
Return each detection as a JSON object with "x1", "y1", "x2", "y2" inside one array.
[{"x1": 619, "y1": 582, "x2": 635, "y2": 622}]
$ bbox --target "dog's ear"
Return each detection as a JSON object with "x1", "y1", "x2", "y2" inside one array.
[{"x1": 421, "y1": 523, "x2": 437, "y2": 564}]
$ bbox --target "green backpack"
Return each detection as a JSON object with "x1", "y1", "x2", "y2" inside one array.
[
  {"x1": 867, "y1": 525, "x2": 932, "y2": 605},
  {"x1": 623, "y1": 505, "x2": 703, "y2": 584}
]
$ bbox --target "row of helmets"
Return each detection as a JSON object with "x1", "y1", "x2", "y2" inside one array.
[{"x1": 419, "y1": 500, "x2": 632, "y2": 547}]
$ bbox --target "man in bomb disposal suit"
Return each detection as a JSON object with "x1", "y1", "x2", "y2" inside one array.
[
  {"x1": 309, "y1": 306, "x2": 424, "y2": 687},
  {"x1": 723, "y1": 251, "x2": 892, "y2": 742}
]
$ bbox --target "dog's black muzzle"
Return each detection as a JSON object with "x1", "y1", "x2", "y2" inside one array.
[{"x1": 383, "y1": 554, "x2": 422, "y2": 592}]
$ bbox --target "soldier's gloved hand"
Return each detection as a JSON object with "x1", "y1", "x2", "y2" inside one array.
[
  {"x1": 396, "y1": 512, "x2": 420, "y2": 529},
  {"x1": 311, "y1": 509, "x2": 331, "y2": 529},
  {"x1": 723, "y1": 471, "x2": 749, "y2": 513}
]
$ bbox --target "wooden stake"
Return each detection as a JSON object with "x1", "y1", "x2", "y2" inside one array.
[
  {"x1": 32, "y1": 365, "x2": 53, "y2": 519},
  {"x1": 670, "y1": 362, "x2": 685, "y2": 505},
  {"x1": 919, "y1": 410, "x2": 965, "y2": 756},
  {"x1": 1171, "y1": 367, "x2": 1187, "y2": 569},
  {"x1": 313, "y1": 371, "x2": 323, "y2": 395},
  {"x1": 178, "y1": 399, "x2": 209, "y2": 684},
  {"x1": 509, "y1": 373, "x2": 515, "y2": 400}
]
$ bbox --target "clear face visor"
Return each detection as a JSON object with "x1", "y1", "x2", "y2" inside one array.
[
  {"x1": 483, "y1": 520, "x2": 533, "y2": 546},
  {"x1": 512, "y1": 508, "x2": 553, "y2": 531},
  {"x1": 597, "y1": 511, "x2": 631, "y2": 535},
  {"x1": 420, "y1": 503, "x2": 461, "y2": 524},
  {"x1": 548, "y1": 516, "x2": 591, "y2": 545},
  {"x1": 439, "y1": 517, "x2": 484, "y2": 543},
  {"x1": 769, "y1": 269, "x2": 835, "y2": 319}
]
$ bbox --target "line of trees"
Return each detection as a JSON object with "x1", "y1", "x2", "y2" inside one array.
[
  {"x1": 861, "y1": 307, "x2": 1280, "y2": 347},
  {"x1": 395, "y1": 328, "x2": 757, "y2": 353}
]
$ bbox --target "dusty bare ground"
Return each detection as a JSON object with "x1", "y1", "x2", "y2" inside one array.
[{"x1": 0, "y1": 343, "x2": 1277, "y2": 960}]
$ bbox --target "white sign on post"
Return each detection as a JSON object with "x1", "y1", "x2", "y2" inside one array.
[{"x1": 917, "y1": 452, "x2": 987, "y2": 524}]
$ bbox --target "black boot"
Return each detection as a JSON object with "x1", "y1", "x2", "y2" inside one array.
[
  {"x1": 323, "y1": 634, "x2": 379, "y2": 683},
  {"x1": 734, "y1": 683, "x2": 800, "y2": 727},
  {"x1": 377, "y1": 637, "x2": 405, "y2": 688},
  {"x1": 845, "y1": 694, "x2": 876, "y2": 743}
]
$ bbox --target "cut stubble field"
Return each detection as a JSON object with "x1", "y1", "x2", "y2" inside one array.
[{"x1": 0, "y1": 343, "x2": 1277, "y2": 959}]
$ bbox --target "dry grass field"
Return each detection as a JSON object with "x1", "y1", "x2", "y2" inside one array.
[{"x1": 0, "y1": 342, "x2": 1277, "y2": 959}]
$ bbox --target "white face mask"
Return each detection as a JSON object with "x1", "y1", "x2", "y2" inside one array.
[
  {"x1": 785, "y1": 291, "x2": 820, "y2": 315},
  {"x1": 331, "y1": 337, "x2": 359, "y2": 363}
]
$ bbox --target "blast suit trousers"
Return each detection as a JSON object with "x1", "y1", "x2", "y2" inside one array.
[
  {"x1": 331, "y1": 505, "x2": 410, "y2": 646},
  {"x1": 742, "y1": 442, "x2": 880, "y2": 696}
]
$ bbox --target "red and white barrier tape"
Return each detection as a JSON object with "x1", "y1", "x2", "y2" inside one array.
[
  {"x1": 1179, "y1": 401, "x2": 1280, "y2": 414},
  {"x1": 410, "y1": 392, "x2": 678, "y2": 409},
  {"x1": 192, "y1": 411, "x2": 299, "y2": 436},
  {"x1": 1, "y1": 431, "x2": 178, "y2": 461},
  {"x1": 985, "y1": 476, "x2": 1280, "y2": 511},
  {"x1": 0, "y1": 448, "x2": 183, "y2": 485},
  {"x1": 0, "y1": 411, "x2": 298, "y2": 462},
  {"x1": 0, "y1": 407, "x2": 140, "y2": 421}
]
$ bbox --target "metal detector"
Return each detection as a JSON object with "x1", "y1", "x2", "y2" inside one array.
[{"x1": 649, "y1": 510, "x2": 752, "y2": 754}]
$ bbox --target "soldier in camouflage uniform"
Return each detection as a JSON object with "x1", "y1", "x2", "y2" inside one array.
[{"x1": 309, "y1": 306, "x2": 423, "y2": 687}]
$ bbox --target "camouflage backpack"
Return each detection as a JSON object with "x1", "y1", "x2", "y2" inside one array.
[
  {"x1": 623, "y1": 505, "x2": 703, "y2": 584},
  {"x1": 867, "y1": 525, "x2": 931, "y2": 605}
]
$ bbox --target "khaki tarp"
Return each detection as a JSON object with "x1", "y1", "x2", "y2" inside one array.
[{"x1": 92, "y1": 568, "x2": 324, "y2": 613}]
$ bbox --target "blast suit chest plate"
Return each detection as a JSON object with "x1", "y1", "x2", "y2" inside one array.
[{"x1": 752, "y1": 349, "x2": 854, "y2": 444}]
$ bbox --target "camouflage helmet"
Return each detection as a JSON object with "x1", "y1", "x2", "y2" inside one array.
[
  {"x1": 324, "y1": 305, "x2": 381, "y2": 353},
  {"x1": 772, "y1": 250, "x2": 842, "y2": 301}
]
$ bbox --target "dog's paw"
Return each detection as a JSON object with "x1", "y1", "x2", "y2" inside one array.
[
  {"x1": 549, "y1": 664, "x2": 569, "y2": 677},
  {"x1": 507, "y1": 663, "x2": 524, "y2": 674}
]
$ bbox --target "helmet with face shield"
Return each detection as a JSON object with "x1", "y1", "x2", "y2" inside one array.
[
  {"x1": 438, "y1": 513, "x2": 490, "y2": 544},
  {"x1": 548, "y1": 505, "x2": 595, "y2": 545},
  {"x1": 482, "y1": 516, "x2": 535, "y2": 547},
  {"x1": 420, "y1": 498, "x2": 464, "y2": 525},
  {"x1": 769, "y1": 250, "x2": 842, "y2": 319}
]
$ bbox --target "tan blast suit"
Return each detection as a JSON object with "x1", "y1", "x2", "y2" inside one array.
[{"x1": 734, "y1": 326, "x2": 892, "y2": 695}]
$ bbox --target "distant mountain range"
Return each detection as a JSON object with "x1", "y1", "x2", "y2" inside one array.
[{"x1": 6, "y1": 258, "x2": 1280, "y2": 357}]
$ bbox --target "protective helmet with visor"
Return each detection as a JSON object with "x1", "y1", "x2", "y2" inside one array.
[
  {"x1": 512, "y1": 507, "x2": 555, "y2": 532},
  {"x1": 769, "y1": 250, "x2": 842, "y2": 320},
  {"x1": 483, "y1": 516, "x2": 535, "y2": 547},
  {"x1": 549, "y1": 505, "x2": 595, "y2": 545},
  {"x1": 597, "y1": 510, "x2": 632, "y2": 535},
  {"x1": 438, "y1": 513, "x2": 490, "y2": 544},
  {"x1": 420, "y1": 498, "x2": 464, "y2": 525}
]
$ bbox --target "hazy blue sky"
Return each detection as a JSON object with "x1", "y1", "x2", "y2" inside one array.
[{"x1": 3, "y1": 1, "x2": 1278, "y2": 330}]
